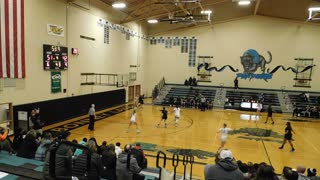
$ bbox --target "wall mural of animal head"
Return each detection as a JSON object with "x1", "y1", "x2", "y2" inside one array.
[{"x1": 240, "y1": 49, "x2": 272, "y2": 74}]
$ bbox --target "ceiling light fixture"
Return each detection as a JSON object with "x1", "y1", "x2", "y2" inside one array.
[
  {"x1": 147, "y1": 19, "x2": 158, "y2": 24},
  {"x1": 112, "y1": 1, "x2": 126, "y2": 9},
  {"x1": 308, "y1": 7, "x2": 320, "y2": 20},
  {"x1": 238, "y1": 0, "x2": 251, "y2": 5},
  {"x1": 201, "y1": 10, "x2": 213, "y2": 15}
]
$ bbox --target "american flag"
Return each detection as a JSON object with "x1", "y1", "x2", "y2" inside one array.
[{"x1": 0, "y1": 0, "x2": 25, "y2": 78}]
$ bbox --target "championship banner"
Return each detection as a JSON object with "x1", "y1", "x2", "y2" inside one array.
[{"x1": 51, "y1": 71, "x2": 61, "y2": 93}]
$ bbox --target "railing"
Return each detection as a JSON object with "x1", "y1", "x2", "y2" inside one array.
[
  {"x1": 156, "y1": 150, "x2": 194, "y2": 180},
  {"x1": 80, "y1": 73, "x2": 128, "y2": 87}
]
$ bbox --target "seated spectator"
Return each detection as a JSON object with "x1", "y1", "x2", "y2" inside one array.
[
  {"x1": 99, "y1": 140, "x2": 108, "y2": 155},
  {"x1": 255, "y1": 164, "x2": 278, "y2": 180},
  {"x1": 17, "y1": 130, "x2": 39, "y2": 159},
  {"x1": 43, "y1": 129, "x2": 73, "y2": 179},
  {"x1": 35, "y1": 132, "x2": 53, "y2": 161},
  {"x1": 101, "y1": 144, "x2": 117, "y2": 180},
  {"x1": 131, "y1": 143, "x2": 148, "y2": 169},
  {"x1": 74, "y1": 137, "x2": 87, "y2": 156},
  {"x1": 12, "y1": 128, "x2": 25, "y2": 151},
  {"x1": 115, "y1": 142, "x2": 122, "y2": 158},
  {"x1": 0, "y1": 127, "x2": 16, "y2": 155},
  {"x1": 204, "y1": 149, "x2": 244, "y2": 180},
  {"x1": 73, "y1": 140, "x2": 103, "y2": 180},
  {"x1": 296, "y1": 165, "x2": 310, "y2": 180},
  {"x1": 116, "y1": 144, "x2": 142, "y2": 180},
  {"x1": 307, "y1": 168, "x2": 319, "y2": 180},
  {"x1": 282, "y1": 166, "x2": 299, "y2": 180}
]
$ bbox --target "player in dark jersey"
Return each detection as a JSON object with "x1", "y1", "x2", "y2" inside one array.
[
  {"x1": 264, "y1": 105, "x2": 275, "y2": 124},
  {"x1": 279, "y1": 122, "x2": 295, "y2": 152},
  {"x1": 157, "y1": 107, "x2": 168, "y2": 128}
]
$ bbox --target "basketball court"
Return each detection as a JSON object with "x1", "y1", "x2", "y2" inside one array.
[{"x1": 43, "y1": 101, "x2": 320, "y2": 179}]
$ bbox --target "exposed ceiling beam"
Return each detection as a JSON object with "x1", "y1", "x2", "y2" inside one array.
[
  {"x1": 121, "y1": 0, "x2": 228, "y2": 23},
  {"x1": 178, "y1": 3, "x2": 191, "y2": 15},
  {"x1": 122, "y1": 0, "x2": 152, "y2": 22},
  {"x1": 254, "y1": 0, "x2": 261, "y2": 15}
]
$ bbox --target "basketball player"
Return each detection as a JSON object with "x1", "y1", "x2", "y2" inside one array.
[
  {"x1": 137, "y1": 94, "x2": 144, "y2": 109},
  {"x1": 127, "y1": 110, "x2": 140, "y2": 133},
  {"x1": 157, "y1": 107, "x2": 168, "y2": 128},
  {"x1": 217, "y1": 123, "x2": 232, "y2": 153},
  {"x1": 264, "y1": 105, "x2": 275, "y2": 124},
  {"x1": 173, "y1": 105, "x2": 181, "y2": 127},
  {"x1": 279, "y1": 122, "x2": 295, "y2": 152},
  {"x1": 256, "y1": 101, "x2": 262, "y2": 118}
]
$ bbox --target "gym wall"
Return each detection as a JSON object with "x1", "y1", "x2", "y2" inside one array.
[{"x1": 145, "y1": 16, "x2": 320, "y2": 94}]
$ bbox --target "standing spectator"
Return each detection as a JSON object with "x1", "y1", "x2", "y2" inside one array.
[
  {"x1": 99, "y1": 141, "x2": 108, "y2": 155},
  {"x1": 88, "y1": 104, "x2": 96, "y2": 131},
  {"x1": 115, "y1": 142, "x2": 122, "y2": 158},
  {"x1": 234, "y1": 77, "x2": 239, "y2": 89},
  {"x1": 101, "y1": 144, "x2": 117, "y2": 180},
  {"x1": 188, "y1": 77, "x2": 192, "y2": 86},
  {"x1": 200, "y1": 95, "x2": 206, "y2": 111},
  {"x1": 204, "y1": 149, "x2": 244, "y2": 180},
  {"x1": 116, "y1": 144, "x2": 142, "y2": 180}
]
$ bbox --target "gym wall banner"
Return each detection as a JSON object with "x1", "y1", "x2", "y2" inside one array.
[{"x1": 51, "y1": 71, "x2": 61, "y2": 93}]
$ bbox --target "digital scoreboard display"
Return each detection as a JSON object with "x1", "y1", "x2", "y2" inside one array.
[{"x1": 43, "y1": 44, "x2": 68, "y2": 70}]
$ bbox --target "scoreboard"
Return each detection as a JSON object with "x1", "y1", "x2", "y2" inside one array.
[{"x1": 43, "y1": 44, "x2": 68, "y2": 70}]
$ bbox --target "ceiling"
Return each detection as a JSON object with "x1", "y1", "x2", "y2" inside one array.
[{"x1": 100, "y1": 0, "x2": 320, "y2": 33}]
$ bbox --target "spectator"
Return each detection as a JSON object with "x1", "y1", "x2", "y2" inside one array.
[
  {"x1": 73, "y1": 140, "x2": 103, "y2": 180},
  {"x1": 115, "y1": 142, "x2": 122, "y2": 158},
  {"x1": 0, "y1": 127, "x2": 16, "y2": 155},
  {"x1": 307, "y1": 168, "x2": 320, "y2": 180},
  {"x1": 255, "y1": 164, "x2": 278, "y2": 180},
  {"x1": 74, "y1": 137, "x2": 87, "y2": 156},
  {"x1": 234, "y1": 77, "x2": 239, "y2": 89},
  {"x1": 116, "y1": 144, "x2": 142, "y2": 180},
  {"x1": 296, "y1": 165, "x2": 310, "y2": 180},
  {"x1": 35, "y1": 132, "x2": 53, "y2": 161},
  {"x1": 131, "y1": 143, "x2": 148, "y2": 169},
  {"x1": 99, "y1": 141, "x2": 108, "y2": 155},
  {"x1": 184, "y1": 79, "x2": 189, "y2": 86},
  {"x1": 204, "y1": 149, "x2": 244, "y2": 180},
  {"x1": 188, "y1": 77, "x2": 192, "y2": 86},
  {"x1": 17, "y1": 130, "x2": 39, "y2": 159},
  {"x1": 12, "y1": 128, "x2": 25, "y2": 151},
  {"x1": 43, "y1": 129, "x2": 73, "y2": 179},
  {"x1": 101, "y1": 144, "x2": 117, "y2": 180}
]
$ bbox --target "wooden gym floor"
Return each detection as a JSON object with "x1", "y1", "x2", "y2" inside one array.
[{"x1": 44, "y1": 101, "x2": 320, "y2": 179}]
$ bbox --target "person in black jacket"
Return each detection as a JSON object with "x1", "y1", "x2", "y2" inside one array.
[
  {"x1": 17, "y1": 130, "x2": 39, "y2": 159},
  {"x1": 101, "y1": 144, "x2": 117, "y2": 180}
]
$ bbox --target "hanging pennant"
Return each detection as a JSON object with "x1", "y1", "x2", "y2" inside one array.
[
  {"x1": 189, "y1": 37, "x2": 197, "y2": 67},
  {"x1": 165, "y1": 37, "x2": 172, "y2": 48},
  {"x1": 173, "y1": 37, "x2": 180, "y2": 46}
]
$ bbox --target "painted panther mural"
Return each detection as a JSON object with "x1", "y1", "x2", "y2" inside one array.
[{"x1": 240, "y1": 49, "x2": 272, "y2": 74}]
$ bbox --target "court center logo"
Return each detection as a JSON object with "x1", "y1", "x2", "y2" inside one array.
[{"x1": 237, "y1": 49, "x2": 273, "y2": 80}]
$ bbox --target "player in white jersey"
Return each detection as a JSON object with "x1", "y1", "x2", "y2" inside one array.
[
  {"x1": 127, "y1": 110, "x2": 140, "y2": 133},
  {"x1": 217, "y1": 123, "x2": 232, "y2": 153},
  {"x1": 173, "y1": 105, "x2": 181, "y2": 127},
  {"x1": 256, "y1": 101, "x2": 263, "y2": 118}
]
